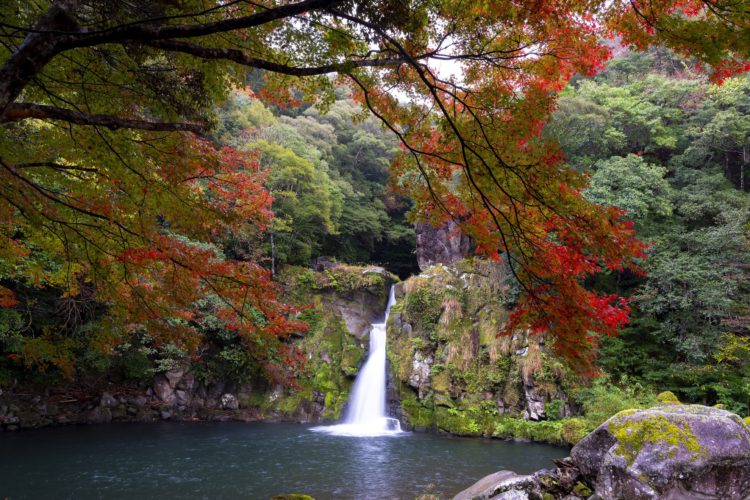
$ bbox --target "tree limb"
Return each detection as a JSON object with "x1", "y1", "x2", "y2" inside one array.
[
  {"x1": 1, "y1": 103, "x2": 205, "y2": 134},
  {"x1": 143, "y1": 39, "x2": 406, "y2": 76},
  {"x1": 63, "y1": 0, "x2": 342, "y2": 47}
]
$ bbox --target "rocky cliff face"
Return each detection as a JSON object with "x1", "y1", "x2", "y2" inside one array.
[
  {"x1": 386, "y1": 259, "x2": 575, "y2": 436},
  {"x1": 0, "y1": 264, "x2": 397, "y2": 431},
  {"x1": 144, "y1": 264, "x2": 398, "y2": 424},
  {"x1": 415, "y1": 221, "x2": 471, "y2": 271}
]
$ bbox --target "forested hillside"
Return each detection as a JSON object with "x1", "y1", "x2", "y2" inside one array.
[
  {"x1": 549, "y1": 50, "x2": 750, "y2": 413},
  {"x1": 214, "y1": 88, "x2": 417, "y2": 277},
  {"x1": 1, "y1": 48, "x2": 749, "y2": 418}
]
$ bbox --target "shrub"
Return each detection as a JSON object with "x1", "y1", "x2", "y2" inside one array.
[
  {"x1": 545, "y1": 399, "x2": 565, "y2": 421},
  {"x1": 573, "y1": 375, "x2": 656, "y2": 428},
  {"x1": 560, "y1": 417, "x2": 589, "y2": 445}
]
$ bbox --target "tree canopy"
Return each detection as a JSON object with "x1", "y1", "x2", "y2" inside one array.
[
  {"x1": 548, "y1": 52, "x2": 749, "y2": 410},
  {"x1": 2, "y1": 0, "x2": 750, "y2": 377}
]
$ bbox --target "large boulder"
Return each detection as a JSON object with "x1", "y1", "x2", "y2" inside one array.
[
  {"x1": 452, "y1": 470, "x2": 532, "y2": 500},
  {"x1": 571, "y1": 404, "x2": 750, "y2": 499}
]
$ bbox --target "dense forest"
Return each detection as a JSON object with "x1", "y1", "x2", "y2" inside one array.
[
  {"x1": 551, "y1": 51, "x2": 750, "y2": 413},
  {"x1": 3, "y1": 1, "x2": 750, "y2": 498},
  {"x1": 1, "y1": 47, "x2": 748, "y2": 415}
]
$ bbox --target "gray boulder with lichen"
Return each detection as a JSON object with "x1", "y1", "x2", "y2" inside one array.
[{"x1": 571, "y1": 404, "x2": 750, "y2": 499}]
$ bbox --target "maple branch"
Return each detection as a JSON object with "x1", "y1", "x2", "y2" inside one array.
[
  {"x1": 1, "y1": 103, "x2": 205, "y2": 134},
  {"x1": 143, "y1": 40, "x2": 406, "y2": 76},
  {"x1": 0, "y1": 0, "x2": 342, "y2": 112},
  {"x1": 61, "y1": 0, "x2": 342, "y2": 44},
  {"x1": 336, "y1": 9, "x2": 547, "y2": 295},
  {"x1": 15, "y1": 162, "x2": 97, "y2": 172}
]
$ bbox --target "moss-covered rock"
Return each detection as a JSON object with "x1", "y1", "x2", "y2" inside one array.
[
  {"x1": 656, "y1": 390, "x2": 681, "y2": 405},
  {"x1": 247, "y1": 264, "x2": 396, "y2": 422},
  {"x1": 571, "y1": 404, "x2": 750, "y2": 498},
  {"x1": 387, "y1": 259, "x2": 576, "y2": 440}
]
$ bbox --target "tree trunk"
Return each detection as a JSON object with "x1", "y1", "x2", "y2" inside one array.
[{"x1": 742, "y1": 146, "x2": 746, "y2": 192}]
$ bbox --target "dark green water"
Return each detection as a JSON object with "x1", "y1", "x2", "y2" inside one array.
[{"x1": 0, "y1": 422, "x2": 567, "y2": 500}]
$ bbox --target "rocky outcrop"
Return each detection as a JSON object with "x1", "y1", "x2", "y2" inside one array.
[
  {"x1": 454, "y1": 404, "x2": 750, "y2": 500},
  {"x1": 453, "y1": 460, "x2": 592, "y2": 500},
  {"x1": 572, "y1": 404, "x2": 750, "y2": 499},
  {"x1": 453, "y1": 471, "x2": 526, "y2": 500},
  {"x1": 387, "y1": 259, "x2": 574, "y2": 436},
  {"x1": 322, "y1": 282, "x2": 392, "y2": 340},
  {"x1": 415, "y1": 221, "x2": 471, "y2": 271}
]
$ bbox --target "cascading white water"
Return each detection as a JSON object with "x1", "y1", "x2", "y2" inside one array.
[{"x1": 312, "y1": 286, "x2": 404, "y2": 437}]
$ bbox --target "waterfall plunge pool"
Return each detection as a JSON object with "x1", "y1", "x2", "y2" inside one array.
[{"x1": 0, "y1": 421, "x2": 567, "y2": 499}]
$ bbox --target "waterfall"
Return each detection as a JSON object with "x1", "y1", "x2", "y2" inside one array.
[{"x1": 312, "y1": 286, "x2": 404, "y2": 437}]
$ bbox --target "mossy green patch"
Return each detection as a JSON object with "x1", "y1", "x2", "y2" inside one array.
[
  {"x1": 656, "y1": 391, "x2": 681, "y2": 405},
  {"x1": 432, "y1": 369, "x2": 451, "y2": 393},
  {"x1": 340, "y1": 345, "x2": 363, "y2": 377},
  {"x1": 572, "y1": 482, "x2": 592, "y2": 497},
  {"x1": 400, "y1": 394, "x2": 435, "y2": 430},
  {"x1": 402, "y1": 283, "x2": 443, "y2": 332},
  {"x1": 608, "y1": 411, "x2": 704, "y2": 465},
  {"x1": 492, "y1": 417, "x2": 567, "y2": 445},
  {"x1": 436, "y1": 406, "x2": 483, "y2": 436}
]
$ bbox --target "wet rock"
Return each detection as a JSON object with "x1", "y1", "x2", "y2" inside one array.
[
  {"x1": 87, "y1": 407, "x2": 112, "y2": 424},
  {"x1": 174, "y1": 389, "x2": 190, "y2": 407},
  {"x1": 175, "y1": 372, "x2": 195, "y2": 392},
  {"x1": 268, "y1": 386, "x2": 283, "y2": 403},
  {"x1": 453, "y1": 470, "x2": 542, "y2": 500},
  {"x1": 160, "y1": 410, "x2": 172, "y2": 420},
  {"x1": 136, "y1": 409, "x2": 157, "y2": 423},
  {"x1": 408, "y1": 352, "x2": 433, "y2": 399},
  {"x1": 453, "y1": 470, "x2": 521, "y2": 500},
  {"x1": 571, "y1": 404, "x2": 750, "y2": 499},
  {"x1": 111, "y1": 406, "x2": 127, "y2": 420},
  {"x1": 153, "y1": 376, "x2": 176, "y2": 406},
  {"x1": 311, "y1": 256, "x2": 337, "y2": 271},
  {"x1": 100, "y1": 392, "x2": 118, "y2": 408},
  {"x1": 220, "y1": 393, "x2": 239, "y2": 410},
  {"x1": 362, "y1": 266, "x2": 388, "y2": 276},
  {"x1": 165, "y1": 367, "x2": 186, "y2": 387},
  {"x1": 326, "y1": 290, "x2": 390, "y2": 339},
  {"x1": 523, "y1": 385, "x2": 547, "y2": 421}
]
